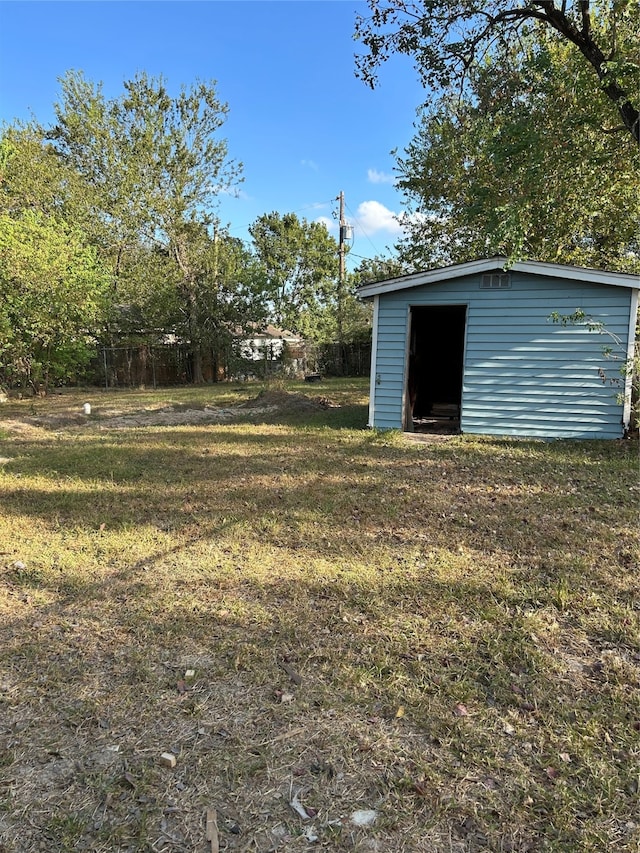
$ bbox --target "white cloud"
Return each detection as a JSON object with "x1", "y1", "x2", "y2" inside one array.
[
  {"x1": 354, "y1": 200, "x2": 407, "y2": 237},
  {"x1": 300, "y1": 159, "x2": 319, "y2": 171},
  {"x1": 314, "y1": 216, "x2": 335, "y2": 232},
  {"x1": 318, "y1": 201, "x2": 419, "y2": 239},
  {"x1": 367, "y1": 168, "x2": 395, "y2": 185}
]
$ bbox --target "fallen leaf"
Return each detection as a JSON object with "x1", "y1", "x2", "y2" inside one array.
[
  {"x1": 350, "y1": 809, "x2": 377, "y2": 827},
  {"x1": 290, "y1": 791, "x2": 313, "y2": 820},
  {"x1": 453, "y1": 703, "x2": 469, "y2": 717},
  {"x1": 177, "y1": 680, "x2": 187, "y2": 694},
  {"x1": 279, "y1": 660, "x2": 302, "y2": 685}
]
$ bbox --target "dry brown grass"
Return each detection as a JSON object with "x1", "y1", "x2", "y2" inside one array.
[{"x1": 0, "y1": 380, "x2": 638, "y2": 852}]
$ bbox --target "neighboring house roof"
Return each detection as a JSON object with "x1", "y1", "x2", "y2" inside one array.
[
  {"x1": 258, "y1": 325, "x2": 302, "y2": 341},
  {"x1": 357, "y1": 257, "x2": 640, "y2": 299},
  {"x1": 242, "y1": 324, "x2": 303, "y2": 342}
]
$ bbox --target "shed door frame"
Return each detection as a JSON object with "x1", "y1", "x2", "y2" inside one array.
[{"x1": 403, "y1": 302, "x2": 468, "y2": 431}]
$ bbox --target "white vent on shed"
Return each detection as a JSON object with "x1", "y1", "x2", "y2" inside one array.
[{"x1": 480, "y1": 273, "x2": 511, "y2": 289}]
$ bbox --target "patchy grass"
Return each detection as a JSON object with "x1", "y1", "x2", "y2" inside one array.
[{"x1": 0, "y1": 379, "x2": 638, "y2": 852}]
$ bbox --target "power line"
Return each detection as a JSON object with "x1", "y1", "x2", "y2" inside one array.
[
  {"x1": 223, "y1": 197, "x2": 338, "y2": 236},
  {"x1": 344, "y1": 199, "x2": 386, "y2": 258}
]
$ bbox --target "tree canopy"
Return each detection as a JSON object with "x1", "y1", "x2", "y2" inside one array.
[
  {"x1": 355, "y1": 1, "x2": 640, "y2": 143},
  {"x1": 0, "y1": 68, "x2": 391, "y2": 389},
  {"x1": 354, "y1": 2, "x2": 639, "y2": 271},
  {"x1": 394, "y1": 31, "x2": 640, "y2": 270},
  {"x1": 0, "y1": 209, "x2": 109, "y2": 387},
  {"x1": 0, "y1": 72, "x2": 277, "y2": 387},
  {"x1": 0, "y1": 128, "x2": 111, "y2": 386},
  {"x1": 249, "y1": 212, "x2": 342, "y2": 342},
  {"x1": 47, "y1": 71, "x2": 245, "y2": 381}
]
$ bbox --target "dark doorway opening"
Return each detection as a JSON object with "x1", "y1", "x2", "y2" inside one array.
[{"x1": 406, "y1": 305, "x2": 466, "y2": 432}]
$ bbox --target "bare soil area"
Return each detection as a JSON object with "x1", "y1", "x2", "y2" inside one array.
[{"x1": 0, "y1": 390, "x2": 337, "y2": 434}]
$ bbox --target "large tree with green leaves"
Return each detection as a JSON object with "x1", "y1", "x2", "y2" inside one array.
[
  {"x1": 0, "y1": 210, "x2": 109, "y2": 388},
  {"x1": 0, "y1": 129, "x2": 111, "y2": 388},
  {"x1": 49, "y1": 71, "x2": 242, "y2": 381},
  {"x1": 394, "y1": 32, "x2": 640, "y2": 269},
  {"x1": 161, "y1": 227, "x2": 270, "y2": 379},
  {"x1": 355, "y1": 1, "x2": 640, "y2": 144},
  {"x1": 0, "y1": 124, "x2": 84, "y2": 221},
  {"x1": 354, "y1": 2, "x2": 639, "y2": 270},
  {"x1": 249, "y1": 212, "x2": 341, "y2": 342}
]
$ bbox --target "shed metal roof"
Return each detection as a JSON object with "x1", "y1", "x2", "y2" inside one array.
[{"x1": 357, "y1": 257, "x2": 640, "y2": 299}]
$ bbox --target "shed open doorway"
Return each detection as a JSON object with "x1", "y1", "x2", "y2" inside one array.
[{"x1": 405, "y1": 305, "x2": 467, "y2": 432}]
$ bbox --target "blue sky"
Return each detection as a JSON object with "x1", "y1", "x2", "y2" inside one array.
[{"x1": 0, "y1": 0, "x2": 426, "y2": 265}]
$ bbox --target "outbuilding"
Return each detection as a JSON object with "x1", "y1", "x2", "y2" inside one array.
[{"x1": 358, "y1": 258, "x2": 639, "y2": 439}]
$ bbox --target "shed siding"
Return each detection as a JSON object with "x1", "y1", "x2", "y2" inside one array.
[{"x1": 372, "y1": 271, "x2": 634, "y2": 438}]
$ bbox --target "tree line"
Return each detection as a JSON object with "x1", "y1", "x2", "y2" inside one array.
[
  {"x1": 0, "y1": 71, "x2": 391, "y2": 390},
  {"x1": 1, "y1": 2, "x2": 638, "y2": 390}
]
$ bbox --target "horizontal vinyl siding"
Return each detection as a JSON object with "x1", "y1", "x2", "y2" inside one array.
[
  {"x1": 371, "y1": 271, "x2": 634, "y2": 438},
  {"x1": 462, "y1": 275, "x2": 631, "y2": 438},
  {"x1": 371, "y1": 300, "x2": 408, "y2": 429}
]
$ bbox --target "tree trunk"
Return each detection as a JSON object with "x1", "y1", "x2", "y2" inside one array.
[{"x1": 187, "y1": 286, "x2": 205, "y2": 384}]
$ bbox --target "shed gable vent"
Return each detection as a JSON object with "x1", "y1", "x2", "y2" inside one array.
[{"x1": 480, "y1": 273, "x2": 511, "y2": 289}]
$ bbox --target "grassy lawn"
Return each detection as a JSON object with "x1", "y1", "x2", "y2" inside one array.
[{"x1": 0, "y1": 378, "x2": 638, "y2": 852}]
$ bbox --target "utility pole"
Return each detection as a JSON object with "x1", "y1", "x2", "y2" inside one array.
[{"x1": 337, "y1": 191, "x2": 346, "y2": 353}]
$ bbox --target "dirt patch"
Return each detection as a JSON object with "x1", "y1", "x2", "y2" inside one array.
[
  {"x1": 0, "y1": 390, "x2": 340, "y2": 435},
  {"x1": 403, "y1": 431, "x2": 458, "y2": 443},
  {"x1": 91, "y1": 405, "x2": 248, "y2": 429},
  {"x1": 241, "y1": 389, "x2": 338, "y2": 413}
]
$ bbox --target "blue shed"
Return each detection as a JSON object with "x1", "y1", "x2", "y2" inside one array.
[{"x1": 358, "y1": 258, "x2": 639, "y2": 439}]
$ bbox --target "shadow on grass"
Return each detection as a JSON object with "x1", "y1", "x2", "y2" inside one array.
[
  {"x1": 2, "y1": 536, "x2": 639, "y2": 851},
  {"x1": 1, "y1": 422, "x2": 636, "y2": 580},
  {"x1": 1, "y1": 421, "x2": 638, "y2": 852}
]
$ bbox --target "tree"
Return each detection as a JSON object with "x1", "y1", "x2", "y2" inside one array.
[
  {"x1": 354, "y1": 1, "x2": 640, "y2": 144},
  {"x1": 249, "y1": 212, "x2": 340, "y2": 342},
  {"x1": 350, "y1": 254, "x2": 408, "y2": 284},
  {"x1": 49, "y1": 71, "x2": 242, "y2": 381},
  {"x1": 0, "y1": 125, "x2": 85, "y2": 221},
  {"x1": 164, "y1": 227, "x2": 270, "y2": 380},
  {"x1": 100, "y1": 225, "x2": 270, "y2": 380},
  {"x1": 0, "y1": 210, "x2": 109, "y2": 388},
  {"x1": 0, "y1": 129, "x2": 110, "y2": 388},
  {"x1": 394, "y1": 32, "x2": 640, "y2": 269}
]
